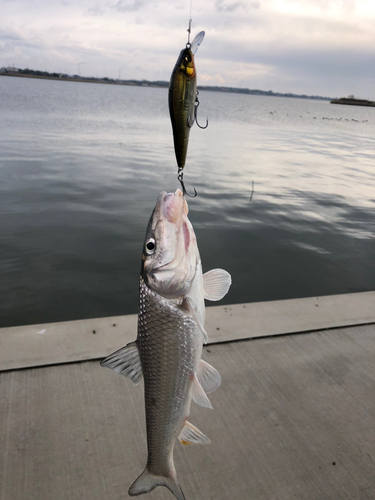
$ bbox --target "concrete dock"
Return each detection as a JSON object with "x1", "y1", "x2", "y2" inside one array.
[{"x1": 1, "y1": 292, "x2": 375, "y2": 499}]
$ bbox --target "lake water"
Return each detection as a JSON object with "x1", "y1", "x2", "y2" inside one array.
[{"x1": 1, "y1": 75, "x2": 374, "y2": 328}]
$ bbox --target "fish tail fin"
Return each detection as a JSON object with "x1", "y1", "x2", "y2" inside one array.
[{"x1": 128, "y1": 467, "x2": 185, "y2": 500}]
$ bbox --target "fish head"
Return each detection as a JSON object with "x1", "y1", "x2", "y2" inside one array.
[
  {"x1": 179, "y1": 47, "x2": 196, "y2": 79},
  {"x1": 142, "y1": 189, "x2": 199, "y2": 299}
]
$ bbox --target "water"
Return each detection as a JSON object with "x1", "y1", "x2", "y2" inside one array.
[{"x1": 1, "y1": 75, "x2": 374, "y2": 328}]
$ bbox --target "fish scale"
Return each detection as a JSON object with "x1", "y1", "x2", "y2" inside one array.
[{"x1": 137, "y1": 277, "x2": 199, "y2": 476}]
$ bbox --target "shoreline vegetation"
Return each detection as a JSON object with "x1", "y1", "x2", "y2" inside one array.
[
  {"x1": 330, "y1": 97, "x2": 375, "y2": 108},
  {"x1": 0, "y1": 67, "x2": 332, "y2": 101}
]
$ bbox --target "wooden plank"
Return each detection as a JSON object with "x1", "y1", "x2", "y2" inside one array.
[
  {"x1": 1, "y1": 291, "x2": 375, "y2": 371},
  {"x1": 1, "y1": 324, "x2": 374, "y2": 500}
]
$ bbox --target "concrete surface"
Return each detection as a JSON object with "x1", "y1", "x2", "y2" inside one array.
[
  {"x1": 1, "y1": 322, "x2": 375, "y2": 500},
  {"x1": 1, "y1": 291, "x2": 375, "y2": 371}
]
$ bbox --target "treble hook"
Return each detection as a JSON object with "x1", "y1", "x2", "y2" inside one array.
[
  {"x1": 194, "y1": 91, "x2": 208, "y2": 129},
  {"x1": 178, "y1": 169, "x2": 197, "y2": 198}
]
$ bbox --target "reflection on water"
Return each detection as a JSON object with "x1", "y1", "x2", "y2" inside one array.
[{"x1": 0, "y1": 76, "x2": 375, "y2": 327}]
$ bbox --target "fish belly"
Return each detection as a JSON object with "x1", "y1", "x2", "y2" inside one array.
[{"x1": 137, "y1": 278, "x2": 200, "y2": 476}]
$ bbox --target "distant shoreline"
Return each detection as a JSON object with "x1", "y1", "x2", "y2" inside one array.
[
  {"x1": 0, "y1": 71, "x2": 331, "y2": 101},
  {"x1": 330, "y1": 97, "x2": 375, "y2": 108},
  {"x1": 0, "y1": 72, "x2": 146, "y2": 87}
]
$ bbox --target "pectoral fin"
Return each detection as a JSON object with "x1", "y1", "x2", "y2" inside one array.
[
  {"x1": 197, "y1": 359, "x2": 221, "y2": 394},
  {"x1": 178, "y1": 421, "x2": 211, "y2": 445},
  {"x1": 100, "y1": 342, "x2": 142, "y2": 385},
  {"x1": 203, "y1": 269, "x2": 232, "y2": 301}
]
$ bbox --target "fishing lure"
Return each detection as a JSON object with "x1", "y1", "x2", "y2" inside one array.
[{"x1": 169, "y1": 30, "x2": 207, "y2": 197}]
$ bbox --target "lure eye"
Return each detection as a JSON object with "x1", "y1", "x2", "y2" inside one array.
[{"x1": 145, "y1": 238, "x2": 156, "y2": 255}]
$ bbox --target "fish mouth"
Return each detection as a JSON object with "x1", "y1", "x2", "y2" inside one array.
[
  {"x1": 163, "y1": 188, "x2": 188, "y2": 224},
  {"x1": 153, "y1": 188, "x2": 193, "y2": 267},
  {"x1": 160, "y1": 188, "x2": 191, "y2": 262}
]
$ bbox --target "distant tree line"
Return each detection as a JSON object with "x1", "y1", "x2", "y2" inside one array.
[
  {"x1": 0, "y1": 66, "x2": 332, "y2": 100},
  {"x1": 18, "y1": 68, "x2": 62, "y2": 78}
]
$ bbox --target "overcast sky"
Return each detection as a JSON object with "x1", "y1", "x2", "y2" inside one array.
[{"x1": 1, "y1": 0, "x2": 374, "y2": 98}]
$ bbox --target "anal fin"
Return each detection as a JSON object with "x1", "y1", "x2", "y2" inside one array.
[{"x1": 178, "y1": 421, "x2": 211, "y2": 446}]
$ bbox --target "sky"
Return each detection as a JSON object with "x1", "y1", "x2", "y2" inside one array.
[{"x1": 1, "y1": 0, "x2": 375, "y2": 98}]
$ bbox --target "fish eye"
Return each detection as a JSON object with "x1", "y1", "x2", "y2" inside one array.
[{"x1": 145, "y1": 238, "x2": 156, "y2": 255}]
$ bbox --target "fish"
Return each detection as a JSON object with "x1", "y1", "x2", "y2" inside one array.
[
  {"x1": 169, "y1": 31, "x2": 205, "y2": 173},
  {"x1": 101, "y1": 188, "x2": 231, "y2": 499}
]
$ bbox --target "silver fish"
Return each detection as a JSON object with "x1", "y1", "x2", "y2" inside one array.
[{"x1": 101, "y1": 189, "x2": 231, "y2": 499}]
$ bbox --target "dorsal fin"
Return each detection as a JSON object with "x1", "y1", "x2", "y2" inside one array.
[{"x1": 100, "y1": 342, "x2": 142, "y2": 386}]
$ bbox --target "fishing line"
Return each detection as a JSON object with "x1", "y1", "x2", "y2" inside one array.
[{"x1": 187, "y1": 0, "x2": 193, "y2": 44}]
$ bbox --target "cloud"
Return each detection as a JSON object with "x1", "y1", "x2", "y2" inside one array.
[
  {"x1": 87, "y1": 5, "x2": 106, "y2": 16},
  {"x1": 111, "y1": 0, "x2": 148, "y2": 12},
  {"x1": 0, "y1": 0, "x2": 374, "y2": 97},
  {"x1": 0, "y1": 28, "x2": 23, "y2": 42},
  {"x1": 215, "y1": 1, "x2": 258, "y2": 13}
]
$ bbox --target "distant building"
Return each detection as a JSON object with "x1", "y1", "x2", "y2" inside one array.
[{"x1": 2, "y1": 67, "x2": 19, "y2": 73}]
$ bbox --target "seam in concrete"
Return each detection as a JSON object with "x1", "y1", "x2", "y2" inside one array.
[
  {"x1": 1, "y1": 319, "x2": 375, "y2": 374},
  {"x1": 1, "y1": 291, "x2": 375, "y2": 371}
]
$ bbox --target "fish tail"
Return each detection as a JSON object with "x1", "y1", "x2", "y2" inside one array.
[{"x1": 128, "y1": 467, "x2": 185, "y2": 500}]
